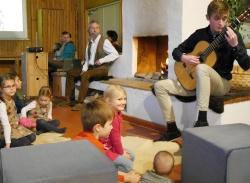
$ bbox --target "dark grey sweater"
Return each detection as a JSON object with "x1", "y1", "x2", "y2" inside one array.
[{"x1": 140, "y1": 170, "x2": 174, "y2": 183}]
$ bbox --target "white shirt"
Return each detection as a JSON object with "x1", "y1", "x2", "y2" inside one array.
[
  {"x1": 21, "y1": 100, "x2": 53, "y2": 120},
  {"x1": 82, "y1": 34, "x2": 119, "y2": 72},
  {"x1": 0, "y1": 102, "x2": 12, "y2": 144}
]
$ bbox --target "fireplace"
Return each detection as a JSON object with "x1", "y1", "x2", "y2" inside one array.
[{"x1": 134, "y1": 35, "x2": 168, "y2": 79}]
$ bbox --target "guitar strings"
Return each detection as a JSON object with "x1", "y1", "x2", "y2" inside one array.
[{"x1": 202, "y1": 14, "x2": 242, "y2": 60}]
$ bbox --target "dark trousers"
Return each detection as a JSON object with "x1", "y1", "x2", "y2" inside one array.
[
  {"x1": 0, "y1": 133, "x2": 36, "y2": 148},
  {"x1": 36, "y1": 119, "x2": 61, "y2": 133},
  {"x1": 66, "y1": 65, "x2": 108, "y2": 103},
  {"x1": 48, "y1": 60, "x2": 64, "y2": 71}
]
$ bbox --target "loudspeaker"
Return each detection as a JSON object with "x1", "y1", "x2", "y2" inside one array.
[
  {"x1": 0, "y1": 140, "x2": 117, "y2": 183},
  {"x1": 21, "y1": 52, "x2": 48, "y2": 96},
  {"x1": 27, "y1": 47, "x2": 44, "y2": 53}
]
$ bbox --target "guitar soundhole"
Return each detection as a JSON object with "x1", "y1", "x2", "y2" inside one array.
[
  {"x1": 199, "y1": 53, "x2": 205, "y2": 63},
  {"x1": 183, "y1": 63, "x2": 186, "y2": 68}
]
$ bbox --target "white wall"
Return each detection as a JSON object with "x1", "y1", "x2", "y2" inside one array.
[
  {"x1": 111, "y1": 0, "x2": 212, "y2": 79},
  {"x1": 110, "y1": 0, "x2": 169, "y2": 78},
  {"x1": 88, "y1": 81, "x2": 165, "y2": 125},
  {"x1": 111, "y1": 0, "x2": 247, "y2": 79},
  {"x1": 168, "y1": 0, "x2": 211, "y2": 78},
  {"x1": 90, "y1": 0, "x2": 250, "y2": 126},
  {"x1": 172, "y1": 98, "x2": 250, "y2": 129},
  {"x1": 109, "y1": 0, "x2": 212, "y2": 124}
]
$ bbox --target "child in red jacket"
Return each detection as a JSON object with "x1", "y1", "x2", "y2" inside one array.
[
  {"x1": 74, "y1": 99, "x2": 140, "y2": 183},
  {"x1": 103, "y1": 85, "x2": 135, "y2": 173}
]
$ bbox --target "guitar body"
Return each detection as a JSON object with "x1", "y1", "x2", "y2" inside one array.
[{"x1": 174, "y1": 41, "x2": 217, "y2": 91}]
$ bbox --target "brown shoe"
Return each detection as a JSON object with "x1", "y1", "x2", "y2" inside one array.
[{"x1": 71, "y1": 103, "x2": 82, "y2": 111}]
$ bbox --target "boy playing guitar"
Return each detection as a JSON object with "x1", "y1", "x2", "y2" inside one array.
[{"x1": 154, "y1": 0, "x2": 250, "y2": 141}]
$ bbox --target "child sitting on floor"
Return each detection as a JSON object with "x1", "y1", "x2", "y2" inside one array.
[
  {"x1": 74, "y1": 99, "x2": 140, "y2": 183},
  {"x1": 140, "y1": 150, "x2": 174, "y2": 183},
  {"x1": 102, "y1": 85, "x2": 135, "y2": 173},
  {"x1": 0, "y1": 73, "x2": 36, "y2": 148},
  {"x1": 19, "y1": 109, "x2": 38, "y2": 131},
  {"x1": 21, "y1": 86, "x2": 66, "y2": 134}
]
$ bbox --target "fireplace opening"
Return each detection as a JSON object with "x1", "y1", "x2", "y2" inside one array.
[{"x1": 135, "y1": 35, "x2": 168, "y2": 80}]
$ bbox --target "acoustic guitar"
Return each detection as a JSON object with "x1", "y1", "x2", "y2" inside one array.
[{"x1": 174, "y1": 7, "x2": 250, "y2": 91}]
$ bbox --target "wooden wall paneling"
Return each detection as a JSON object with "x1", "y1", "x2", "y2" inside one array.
[
  {"x1": 76, "y1": 0, "x2": 83, "y2": 59},
  {"x1": 0, "y1": 0, "x2": 79, "y2": 56},
  {"x1": 29, "y1": 0, "x2": 39, "y2": 48},
  {"x1": 0, "y1": 0, "x2": 82, "y2": 74},
  {"x1": 68, "y1": 2, "x2": 78, "y2": 49},
  {"x1": 37, "y1": 9, "x2": 63, "y2": 53},
  {"x1": 0, "y1": 61, "x2": 15, "y2": 73},
  {"x1": 87, "y1": 0, "x2": 119, "y2": 9},
  {"x1": 37, "y1": 9, "x2": 43, "y2": 48},
  {"x1": 76, "y1": 0, "x2": 87, "y2": 60}
]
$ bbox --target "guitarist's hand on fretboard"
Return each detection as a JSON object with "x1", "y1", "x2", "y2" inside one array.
[
  {"x1": 174, "y1": 6, "x2": 250, "y2": 91},
  {"x1": 181, "y1": 54, "x2": 200, "y2": 65},
  {"x1": 225, "y1": 27, "x2": 238, "y2": 47}
]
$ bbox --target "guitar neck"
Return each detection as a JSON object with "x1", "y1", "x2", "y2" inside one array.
[
  {"x1": 202, "y1": 18, "x2": 240, "y2": 61},
  {"x1": 201, "y1": 29, "x2": 226, "y2": 61},
  {"x1": 207, "y1": 30, "x2": 226, "y2": 51},
  {"x1": 201, "y1": 6, "x2": 250, "y2": 61}
]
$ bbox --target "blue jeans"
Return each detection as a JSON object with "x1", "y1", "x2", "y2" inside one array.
[{"x1": 113, "y1": 149, "x2": 135, "y2": 173}]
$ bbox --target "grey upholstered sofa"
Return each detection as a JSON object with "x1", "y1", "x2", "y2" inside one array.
[
  {"x1": 0, "y1": 140, "x2": 117, "y2": 183},
  {"x1": 182, "y1": 123, "x2": 250, "y2": 183}
]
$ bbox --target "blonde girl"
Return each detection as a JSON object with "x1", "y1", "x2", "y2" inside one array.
[
  {"x1": 103, "y1": 85, "x2": 135, "y2": 173},
  {"x1": 0, "y1": 73, "x2": 35, "y2": 148},
  {"x1": 21, "y1": 86, "x2": 66, "y2": 133}
]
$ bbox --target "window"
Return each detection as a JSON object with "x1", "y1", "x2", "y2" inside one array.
[
  {"x1": 88, "y1": 1, "x2": 122, "y2": 49},
  {"x1": 0, "y1": 0, "x2": 28, "y2": 40}
]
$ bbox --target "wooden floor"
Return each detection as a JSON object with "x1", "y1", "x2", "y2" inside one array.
[{"x1": 53, "y1": 105, "x2": 181, "y2": 183}]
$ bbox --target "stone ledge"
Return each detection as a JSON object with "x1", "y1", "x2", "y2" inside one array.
[
  {"x1": 224, "y1": 89, "x2": 250, "y2": 104},
  {"x1": 101, "y1": 78, "x2": 154, "y2": 91},
  {"x1": 98, "y1": 78, "x2": 250, "y2": 104},
  {"x1": 88, "y1": 79, "x2": 250, "y2": 128}
]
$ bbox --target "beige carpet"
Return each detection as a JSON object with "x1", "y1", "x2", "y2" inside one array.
[
  {"x1": 122, "y1": 136, "x2": 181, "y2": 174},
  {"x1": 32, "y1": 133, "x2": 181, "y2": 174},
  {"x1": 32, "y1": 133, "x2": 71, "y2": 145}
]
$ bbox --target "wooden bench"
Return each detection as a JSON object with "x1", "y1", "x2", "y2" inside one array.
[{"x1": 0, "y1": 56, "x2": 21, "y2": 74}]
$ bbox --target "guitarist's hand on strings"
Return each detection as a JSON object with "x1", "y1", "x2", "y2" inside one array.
[
  {"x1": 181, "y1": 54, "x2": 200, "y2": 65},
  {"x1": 225, "y1": 27, "x2": 238, "y2": 47}
]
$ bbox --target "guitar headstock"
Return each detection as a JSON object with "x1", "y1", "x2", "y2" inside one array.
[
  {"x1": 237, "y1": 7, "x2": 250, "y2": 22},
  {"x1": 231, "y1": 7, "x2": 250, "y2": 29}
]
